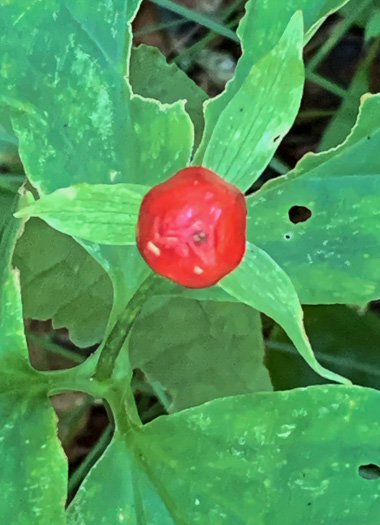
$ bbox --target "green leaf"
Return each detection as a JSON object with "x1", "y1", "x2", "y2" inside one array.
[
  {"x1": 13, "y1": 219, "x2": 113, "y2": 348},
  {"x1": 319, "y1": 58, "x2": 370, "y2": 151},
  {"x1": 267, "y1": 305, "x2": 380, "y2": 391},
  {"x1": 1, "y1": 3, "x2": 132, "y2": 191},
  {"x1": 130, "y1": 44, "x2": 207, "y2": 150},
  {"x1": 199, "y1": 12, "x2": 304, "y2": 191},
  {"x1": 0, "y1": 186, "x2": 32, "y2": 375},
  {"x1": 16, "y1": 183, "x2": 149, "y2": 245},
  {"x1": 0, "y1": 1, "x2": 193, "y2": 337},
  {"x1": 238, "y1": 0, "x2": 350, "y2": 65},
  {"x1": 68, "y1": 385, "x2": 380, "y2": 524},
  {"x1": 64, "y1": 0, "x2": 141, "y2": 74},
  {"x1": 0, "y1": 179, "x2": 67, "y2": 522},
  {"x1": 219, "y1": 242, "x2": 349, "y2": 384},
  {"x1": 0, "y1": 1, "x2": 193, "y2": 192},
  {"x1": 194, "y1": 0, "x2": 348, "y2": 167},
  {"x1": 0, "y1": 392, "x2": 67, "y2": 524},
  {"x1": 130, "y1": 298, "x2": 272, "y2": 411},
  {"x1": 129, "y1": 95, "x2": 193, "y2": 186},
  {"x1": 365, "y1": 8, "x2": 380, "y2": 40},
  {"x1": 247, "y1": 93, "x2": 380, "y2": 305}
]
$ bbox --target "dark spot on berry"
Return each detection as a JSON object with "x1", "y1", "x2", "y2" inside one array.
[{"x1": 193, "y1": 230, "x2": 207, "y2": 245}]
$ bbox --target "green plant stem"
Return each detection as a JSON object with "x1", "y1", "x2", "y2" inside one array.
[
  {"x1": 150, "y1": 0, "x2": 239, "y2": 42},
  {"x1": 27, "y1": 333, "x2": 85, "y2": 364},
  {"x1": 307, "y1": 0, "x2": 374, "y2": 72},
  {"x1": 297, "y1": 109, "x2": 335, "y2": 119},
  {"x1": 95, "y1": 272, "x2": 159, "y2": 383},
  {"x1": 269, "y1": 157, "x2": 290, "y2": 175},
  {"x1": 306, "y1": 70, "x2": 347, "y2": 98},
  {"x1": 134, "y1": 17, "x2": 188, "y2": 37},
  {"x1": 363, "y1": 34, "x2": 380, "y2": 68},
  {"x1": 266, "y1": 341, "x2": 380, "y2": 378},
  {"x1": 68, "y1": 424, "x2": 113, "y2": 496},
  {"x1": 173, "y1": 15, "x2": 239, "y2": 65},
  {"x1": 61, "y1": 396, "x2": 94, "y2": 447},
  {"x1": 170, "y1": 0, "x2": 242, "y2": 65}
]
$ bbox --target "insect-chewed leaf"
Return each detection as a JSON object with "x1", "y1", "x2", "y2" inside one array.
[{"x1": 247, "y1": 93, "x2": 380, "y2": 305}]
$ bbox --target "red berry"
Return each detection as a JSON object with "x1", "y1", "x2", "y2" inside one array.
[{"x1": 136, "y1": 166, "x2": 247, "y2": 288}]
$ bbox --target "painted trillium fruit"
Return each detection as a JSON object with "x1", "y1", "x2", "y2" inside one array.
[{"x1": 136, "y1": 166, "x2": 247, "y2": 288}]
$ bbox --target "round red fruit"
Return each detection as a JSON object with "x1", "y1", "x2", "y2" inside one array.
[{"x1": 136, "y1": 166, "x2": 247, "y2": 288}]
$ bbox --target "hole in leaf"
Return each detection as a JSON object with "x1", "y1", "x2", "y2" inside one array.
[
  {"x1": 288, "y1": 206, "x2": 312, "y2": 224},
  {"x1": 358, "y1": 464, "x2": 380, "y2": 480},
  {"x1": 273, "y1": 135, "x2": 280, "y2": 142},
  {"x1": 284, "y1": 233, "x2": 292, "y2": 240}
]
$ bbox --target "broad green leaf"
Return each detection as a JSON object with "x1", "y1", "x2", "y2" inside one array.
[
  {"x1": 0, "y1": 0, "x2": 193, "y2": 193},
  {"x1": 129, "y1": 95, "x2": 193, "y2": 186},
  {"x1": 0, "y1": 186, "x2": 31, "y2": 374},
  {"x1": 0, "y1": 392, "x2": 67, "y2": 524},
  {"x1": 194, "y1": 0, "x2": 348, "y2": 165},
  {"x1": 16, "y1": 183, "x2": 149, "y2": 245},
  {"x1": 247, "y1": 93, "x2": 380, "y2": 305},
  {"x1": 200, "y1": 12, "x2": 304, "y2": 191},
  {"x1": 1, "y1": 2, "x2": 134, "y2": 192},
  {"x1": 267, "y1": 305, "x2": 380, "y2": 391},
  {"x1": 77, "y1": 243, "x2": 151, "y2": 329},
  {"x1": 13, "y1": 219, "x2": 113, "y2": 348},
  {"x1": 365, "y1": 8, "x2": 380, "y2": 40},
  {"x1": 238, "y1": 0, "x2": 350, "y2": 65},
  {"x1": 0, "y1": 1, "x2": 193, "y2": 336},
  {"x1": 64, "y1": 0, "x2": 141, "y2": 74},
  {"x1": 0, "y1": 182, "x2": 67, "y2": 522},
  {"x1": 68, "y1": 385, "x2": 380, "y2": 524},
  {"x1": 130, "y1": 44, "x2": 207, "y2": 150},
  {"x1": 130, "y1": 298, "x2": 272, "y2": 411},
  {"x1": 219, "y1": 243, "x2": 349, "y2": 384}
]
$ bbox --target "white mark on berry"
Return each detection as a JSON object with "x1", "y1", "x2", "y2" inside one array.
[
  {"x1": 209, "y1": 206, "x2": 221, "y2": 221},
  {"x1": 205, "y1": 191, "x2": 214, "y2": 201},
  {"x1": 147, "y1": 241, "x2": 161, "y2": 256},
  {"x1": 193, "y1": 266, "x2": 204, "y2": 275}
]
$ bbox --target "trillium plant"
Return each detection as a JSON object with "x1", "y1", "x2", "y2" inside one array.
[{"x1": 1, "y1": 0, "x2": 380, "y2": 522}]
